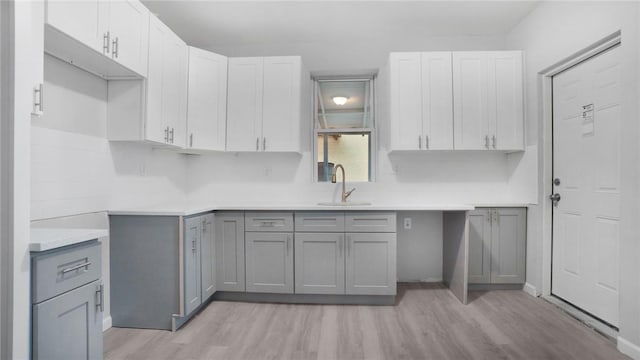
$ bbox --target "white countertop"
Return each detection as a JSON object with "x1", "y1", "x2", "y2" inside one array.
[
  {"x1": 108, "y1": 202, "x2": 483, "y2": 216},
  {"x1": 30, "y1": 228, "x2": 108, "y2": 252}
]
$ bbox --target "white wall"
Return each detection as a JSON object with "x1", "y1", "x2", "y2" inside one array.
[{"x1": 506, "y1": 2, "x2": 640, "y2": 357}]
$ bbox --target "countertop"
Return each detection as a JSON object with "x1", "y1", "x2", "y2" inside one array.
[{"x1": 30, "y1": 228, "x2": 108, "y2": 252}]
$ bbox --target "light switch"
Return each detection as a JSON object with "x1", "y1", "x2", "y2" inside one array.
[{"x1": 403, "y1": 217, "x2": 412, "y2": 229}]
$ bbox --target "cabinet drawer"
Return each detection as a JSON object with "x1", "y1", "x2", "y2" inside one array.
[
  {"x1": 345, "y1": 212, "x2": 397, "y2": 233},
  {"x1": 295, "y1": 212, "x2": 345, "y2": 232},
  {"x1": 245, "y1": 212, "x2": 293, "y2": 232},
  {"x1": 32, "y1": 241, "x2": 101, "y2": 304}
]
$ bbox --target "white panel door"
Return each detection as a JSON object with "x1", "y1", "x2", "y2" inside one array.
[
  {"x1": 162, "y1": 28, "x2": 188, "y2": 148},
  {"x1": 227, "y1": 57, "x2": 263, "y2": 151},
  {"x1": 552, "y1": 46, "x2": 621, "y2": 326},
  {"x1": 487, "y1": 51, "x2": 523, "y2": 151},
  {"x1": 453, "y1": 52, "x2": 489, "y2": 150},
  {"x1": 107, "y1": 0, "x2": 149, "y2": 76},
  {"x1": 295, "y1": 233, "x2": 345, "y2": 294},
  {"x1": 421, "y1": 52, "x2": 453, "y2": 150},
  {"x1": 186, "y1": 47, "x2": 228, "y2": 151},
  {"x1": 245, "y1": 232, "x2": 294, "y2": 294},
  {"x1": 45, "y1": 0, "x2": 104, "y2": 54},
  {"x1": 262, "y1": 56, "x2": 301, "y2": 152},
  {"x1": 467, "y1": 209, "x2": 491, "y2": 284},
  {"x1": 144, "y1": 16, "x2": 165, "y2": 145},
  {"x1": 389, "y1": 52, "x2": 423, "y2": 150},
  {"x1": 346, "y1": 233, "x2": 396, "y2": 295}
]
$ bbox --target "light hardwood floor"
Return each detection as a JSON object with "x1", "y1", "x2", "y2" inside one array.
[{"x1": 104, "y1": 283, "x2": 628, "y2": 359}]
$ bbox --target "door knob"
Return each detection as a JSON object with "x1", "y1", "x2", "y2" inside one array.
[{"x1": 549, "y1": 193, "x2": 561, "y2": 203}]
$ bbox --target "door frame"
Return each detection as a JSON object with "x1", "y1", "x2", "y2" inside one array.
[{"x1": 539, "y1": 31, "x2": 622, "y2": 297}]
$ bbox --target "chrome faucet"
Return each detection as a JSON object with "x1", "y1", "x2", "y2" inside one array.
[{"x1": 331, "y1": 164, "x2": 355, "y2": 203}]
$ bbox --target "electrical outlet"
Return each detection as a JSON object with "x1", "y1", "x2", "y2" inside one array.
[{"x1": 403, "y1": 217, "x2": 412, "y2": 229}]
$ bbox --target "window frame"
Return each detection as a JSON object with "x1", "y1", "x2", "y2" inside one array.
[{"x1": 313, "y1": 76, "x2": 377, "y2": 183}]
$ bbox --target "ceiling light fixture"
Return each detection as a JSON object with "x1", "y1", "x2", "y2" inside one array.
[{"x1": 332, "y1": 96, "x2": 348, "y2": 106}]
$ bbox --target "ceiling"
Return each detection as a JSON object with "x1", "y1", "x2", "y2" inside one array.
[{"x1": 142, "y1": 1, "x2": 540, "y2": 73}]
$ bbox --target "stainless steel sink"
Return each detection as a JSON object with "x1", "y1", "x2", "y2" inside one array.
[{"x1": 317, "y1": 202, "x2": 372, "y2": 206}]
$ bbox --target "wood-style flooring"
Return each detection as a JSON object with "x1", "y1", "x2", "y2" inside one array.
[{"x1": 104, "y1": 283, "x2": 628, "y2": 360}]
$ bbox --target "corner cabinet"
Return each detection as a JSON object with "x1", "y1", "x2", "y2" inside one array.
[
  {"x1": 453, "y1": 51, "x2": 524, "y2": 151},
  {"x1": 185, "y1": 47, "x2": 228, "y2": 151},
  {"x1": 387, "y1": 52, "x2": 454, "y2": 150},
  {"x1": 107, "y1": 15, "x2": 188, "y2": 148},
  {"x1": 226, "y1": 56, "x2": 310, "y2": 152},
  {"x1": 468, "y1": 208, "x2": 526, "y2": 284}
]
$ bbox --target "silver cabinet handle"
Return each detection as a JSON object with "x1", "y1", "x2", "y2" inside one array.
[
  {"x1": 190, "y1": 133, "x2": 194, "y2": 148},
  {"x1": 494, "y1": 209, "x2": 499, "y2": 225},
  {"x1": 339, "y1": 235, "x2": 343, "y2": 257},
  {"x1": 103, "y1": 32, "x2": 110, "y2": 54},
  {"x1": 487, "y1": 210, "x2": 492, "y2": 223},
  {"x1": 256, "y1": 137, "x2": 259, "y2": 151},
  {"x1": 492, "y1": 135, "x2": 496, "y2": 149},
  {"x1": 112, "y1": 36, "x2": 119, "y2": 59},
  {"x1": 33, "y1": 83, "x2": 43, "y2": 114},
  {"x1": 484, "y1": 135, "x2": 489, "y2": 149},
  {"x1": 62, "y1": 261, "x2": 91, "y2": 274},
  {"x1": 192, "y1": 238, "x2": 197, "y2": 253},
  {"x1": 418, "y1": 135, "x2": 422, "y2": 149},
  {"x1": 164, "y1": 127, "x2": 169, "y2": 143},
  {"x1": 347, "y1": 235, "x2": 351, "y2": 257},
  {"x1": 96, "y1": 283, "x2": 104, "y2": 312},
  {"x1": 287, "y1": 235, "x2": 291, "y2": 256},
  {"x1": 170, "y1": 128, "x2": 175, "y2": 144},
  {"x1": 263, "y1": 137, "x2": 266, "y2": 151},
  {"x1": 425, "y1": 135, "x2": 429, "y2": 149}
]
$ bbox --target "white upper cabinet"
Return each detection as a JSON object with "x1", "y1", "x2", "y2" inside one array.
[
  {"x1": 453, "y1": 51, "x2": 523, "y2": 151},
  {"x1": 107, "y1": 15, "x2": 188, "y2": 148},
  {"x1": 388, "y1": 52, "x2": 454, "y2": 151},
  {"x1": 186, "y1": 47, "x2": 228, "y2": 151},
  {"x1": 227, "y1": 56, "x2": 308, "y2": 152},
  {"x1": 45, "y1": 0, "x2": 149, "y2": 78}
]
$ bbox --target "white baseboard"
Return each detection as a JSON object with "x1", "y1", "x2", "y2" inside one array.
[
  {"x1": 618, "y1": 336, "x2": 640, "y2": 359},
  {"x1": 523, "y1": 282, "x2": 539, "y2": 297},
  {"x1": 103, "y1": 316, "x2": 112, "y2": 332}
]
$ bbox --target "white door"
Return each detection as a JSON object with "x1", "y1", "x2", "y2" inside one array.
[
  {"x1": 262, "y1": 56, "x2": 301, "y2": 152},
  {"x1": 227, "y1": 57, "x2": 263, "y2": 151},
  {"x1": 487, "y1": 51, "x2": 523, "y2": 151},
  {"x1": 421, "y1": 52, "x2": 453, "y2": 150},
  {"x1": 45, "y1": 0, "x2": 105, "y2": 54},
  {"x1": 552, "y1": 46, "x2": 621, "y2": 326},
  {"x1": 453, "y1": 52, "x2": 489, "y2": 150},
  {"x1": 107, "y1": 0, "x2": 149, "y2": 76},
  {"x1": 161, "y1": 26, "x2": 188, "y2": 148},
  {"x1": 145, "y1": 16, "x2": 166, "y2": 145},
  {"x1": 389, "y1": 52, "x2": 422, "y2": 150}
]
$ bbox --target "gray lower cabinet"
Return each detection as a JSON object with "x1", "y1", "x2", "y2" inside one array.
[
  {"x1": 215, "y1": 212, "x2": 245, "y2": 291},
  {"x1": 31, "y1": 241, "x2": 103, "y2": 360},
  {"x1": 184, "y1": 213, "x2": 215, "y2": 316},
  {"x1": 295, "y1": 232, "x2": 345, "y2": 294},
  {"x1": 245, "y1": 232, "x2": 294, "y2": 293},
  {"x1": 468, "y1": 208, "x2": 526, "y2": 284},
  {"x1": 346, "y1": 232, "x2": 397, "y2": 295}
]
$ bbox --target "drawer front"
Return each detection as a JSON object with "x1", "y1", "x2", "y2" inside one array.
[
  {"x1": 245, "y1": 212, "x2": 294, "y2": 232},
  {"x1": 32, "y1": 241, "x2": 101, "y2": 304},
  {"x1": 294, "y1": 212, "x2": 345, "y2": 232},
  {"x1": 345, "y1": 212, "x2": 397, "y2": 233}
]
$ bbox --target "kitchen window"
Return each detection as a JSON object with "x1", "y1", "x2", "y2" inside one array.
[{"x1": 314, "y1": 77, "x2": 375, "y2": 182}]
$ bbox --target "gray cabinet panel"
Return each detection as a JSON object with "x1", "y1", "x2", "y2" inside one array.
[
  {"x1": 468, "y1": 210, "x2": 491, "y2": 284},
  {"x1": 245, "y1": 232, "x2": 294, "y2": 293},
  {"x1": 215, "y1": 212, "x2": 245, "y2": 291},
  {"x1": 491, "y1": 208, "x2": 526, "y2": 284},
  {"x1": 32, "y1": 280, "x2": 102, "y2": 360},
  {"x1": 346, "y1": 233, "x2": 397, "y2": 295},
  {"x1": 201, "y1": 213, "x2": 216, "y2": 300},
  {"x1": 345, "y1": 212, "x2": 396, "y2": 233},
  {"x1": 294, "y1": 233, "x2": 345, "y2": 294},
  {"x1": 295, "y1": 212, "x2": 345, "y2": 232},
  {"x1": 184, "y1": 216, "x2": 202, "y2": 315},
  {"x1": 245, "y1": 211, "x2": 293, "y2": 232},
  {"x1": 31, "y1": 241, "x2": 101, "y2": 303}
]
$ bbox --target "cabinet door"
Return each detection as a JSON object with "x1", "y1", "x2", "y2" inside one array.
[
  {"x1": 453, "y1": 52, "x2": 489, "y2": 150},
  {"x1": 200, "y1": 213, "x2": 216, "y2": 300},
  {"x1": 261, "y1": 56, "x2": 301, "y2": 152},
  {"x1": 421, "y1": 52, "x2": 453, "y2": 150},
  {"x1": 487, "y1": 51, "x2": 524, "y2": 151},
  {"x1": 184, "y1": 216, "x2": 202, "y2": 315},
  {"x1": 107, "y1": 0, "x2": 149, "y2": 76},
  {"x1": 245, "y1": 232, "x2": 294, "y2": 293},
  {"x1": 215, "y1": 212, "x2": 245, "y2": 291},
  {"x1": 295, "y1": 233, "x2": 345, "y2": 294},
  {"x1": 227, "y1": 57, "x2": 263, "y2": 151},
  {"x1": 45, "y1": 0, "x2": 105, "y2": 54},
  {"x1": 186, "y1": 47, "x2": 228, "y2": 151},
  {"x1": 467, "y1": 209, "x2": 492, "y2": 284},
  {"x1": 145, "y1": 16, "x2": 167, "y2": 144},
  {"x1": 491, "y1": 208, "x2": 526, "y2": 284},
  {"x1": 162, "y1": 28, "x2": 188, "y2": 148},
  {"x1": 346, "y1": 233, "x2": 396, "y2": 295},
  {"x1": 389, "y1": 52, "x2": 423, "y2": 150},
  {"x1": 32, "y1": 280, "x2": 102, "y2": 360}
]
